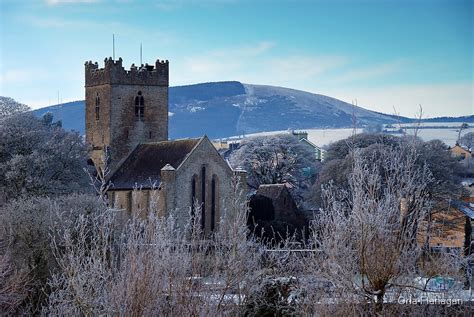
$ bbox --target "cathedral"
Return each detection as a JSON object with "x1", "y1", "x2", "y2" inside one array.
[{"x1": 84, "y1": 57, "x2": 245, "y2": 234}]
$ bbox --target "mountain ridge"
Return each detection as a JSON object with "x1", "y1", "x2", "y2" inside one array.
[{"x1": 23, "y1": 81, "x2": 471, "y2": 139}]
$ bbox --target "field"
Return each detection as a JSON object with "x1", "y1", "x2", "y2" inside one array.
[{"x1": 234, "y1": 122, "x2": 473, "y2": 148}]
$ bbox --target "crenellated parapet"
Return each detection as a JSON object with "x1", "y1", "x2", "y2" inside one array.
[{"x1": 85, "y1": 57, "x2": 169, "y2": 87}]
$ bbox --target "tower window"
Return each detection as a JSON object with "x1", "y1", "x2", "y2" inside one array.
[
  {"x1": 95, "y1": 93, "x2": 100, "y2": 121},
  {"x1": 134, "y1": 91, "x2": 144, "y2": 121}
]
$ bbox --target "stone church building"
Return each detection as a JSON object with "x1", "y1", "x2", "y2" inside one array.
[{"x1": 85, "y1": 57, "x2": 245, "y2": 234}]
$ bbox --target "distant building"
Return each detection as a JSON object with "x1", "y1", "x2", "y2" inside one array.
[
  {"x1": 219, "y1": 140, "x2": 240, "y2": 160},
  {"x1": 290, "y1": 130, "x2": 325, "y2": 161},
  {"x1": 212, "y1": 140, "x2": 229, "y2": 151},
  {"x1": 84, "y1": 57, "x2": 245, "y2": 234},
  {"x1": 249, "y1": 184, "x2": 308, "y2": 240},
  {"x1": 418, "y1": 200, "x2": 473, "y2": 255},
  {"x1": 450, "y1": 144, "x2": 472, "y2": 159}
]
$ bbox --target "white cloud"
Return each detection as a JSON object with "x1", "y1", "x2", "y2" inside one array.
[
  {"x1": 262, "y1": 55, "x2": 347, "y2": 83},
  {"x1": 173, "y1": 41, "x2": 276, "y2": 84},
  {"x1": 328, "y1": 60, "x2": 407, "y2": 84},
  {"x1": 0, "y1": 69, "x2": 31, "y2": 84},
  {"x1": 27, "y1": 17, "x2": 82, "y2": 28},
  {"x1": 213, "y1": 41, "x2": 275, "y2": 57},
  {"x1": 204, "y1": 41, "x2": 275, "y2": 58},
  {"x1": 152, "y1": 0, "x2": 237, "y2": 11},
  {"x1": 22, "y1": 16, "x2": 179, "y2": 46},
  {"x1": 46, "y1": 0, "x2": 99, "y2": 5},
  {"x1": 172, "y1": 42, "x2": 348, "y2": 87},
  {"x1": 26, "y1": 16, "x2": 117, "y2": 29},
  {"x1": 172, "y1": 43, "x2": 472, "y2": 117}
]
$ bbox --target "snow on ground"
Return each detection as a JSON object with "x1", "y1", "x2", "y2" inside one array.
[
  {"x1": 397, "y1": 122, "x2": 471, "y2": 128},
  {"x1": 307, "y1": 128, "x2": 362, "y2": 147},
  {"x1": 227, "y1": 124, "x2": 473, "y2": 148},
  {"x1": 410, "y1": 127, "x2": 474, "y2": 147}
]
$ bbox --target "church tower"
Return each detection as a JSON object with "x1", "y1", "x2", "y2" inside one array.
[{"x1": 85, "y1": 57, "x2": 169, "y2": 172}]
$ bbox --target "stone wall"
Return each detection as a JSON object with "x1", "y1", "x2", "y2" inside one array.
[
  {"x1": 110, "y1": 187, "x2": 166, "y2": 219},
  {"x1": 108, "y1": 138, "x2": 247, "y2": 235},
  {"x1": 169, "y1": 137, "x2": 241, "y2": 235},
  {"x1": 85, "y1": 58, "x2": 168, "y2": 87},
  {"x1": 85, "y1": 84, "x2": 112, "y2": 171},
  {"x1": 110, "y1": 84, "x2": 168, "y2": 169}
]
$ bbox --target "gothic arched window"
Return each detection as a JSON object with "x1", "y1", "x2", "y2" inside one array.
[
  {"x1": 201, "y1": 166, "x2": 206, "y2": 230},
  {"x1": 95, "y1": 93, "x2": 100, "y2": 121},
  {"x1": 191, "y1": 175, "x2": 197, "y2": 219},
  {"x1": 134, "y1": 91, "x2": 144, "y2": 121},
  {"x1": 211, "y1": 175, "x2": 218, "y2": 232}
]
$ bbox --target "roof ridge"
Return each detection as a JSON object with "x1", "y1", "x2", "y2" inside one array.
[
  {"x1": 139, "y1": 137, "x2": 201, "y2": 145},
  {"x1": 108, "y1": 138, "x2": 201, "y2": 190}
]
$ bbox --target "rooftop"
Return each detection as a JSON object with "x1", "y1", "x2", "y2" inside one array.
[{"x1": 109, "y1": 138, "x2": 200, "y2": 190}]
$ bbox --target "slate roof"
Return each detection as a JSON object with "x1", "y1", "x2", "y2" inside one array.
[
  {"x1": 109, "y1": 138, "x2": 201, "y2": 190},
  {"x1": 451, "y1": 200, "x2": 474, "y2": 219},
  {"x1": 299, "y1": 137, "x2": 321, "y2": 150}
]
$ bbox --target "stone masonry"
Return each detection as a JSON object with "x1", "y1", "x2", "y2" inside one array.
[
  {"x1": 85, "y1": 56, "x2": 246, "y2": 234},
  {"x1": 85, "y1": 57, "x2": 169, "y2": 172}
]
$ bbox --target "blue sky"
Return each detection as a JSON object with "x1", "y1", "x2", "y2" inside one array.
[{"x1": 0, "y1": 0, "x2": 472, "y2": 117}]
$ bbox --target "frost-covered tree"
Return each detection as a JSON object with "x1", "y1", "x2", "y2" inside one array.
[
  {"x1": 229, "y1": 134, "x2": 317, "y2": 201},
  {"x1": 45, "y1": 180, "x2": 267, "y2": 316},
  {"x1": 322, "y1": 133, "x2": 401, "y2": 162},
  {"x1": 309, "y1": 134, "x2": 465, "y2": 208},
  {"x1": 0, "y1": 113, "x2": 90, "y2": 203},
  {"x1": 460, "y1": 157, "x2": 474, "y2": 177},
  {"x1": 457, "y1": 123, "x2": 469, "y2": 144},
  {"x1": 415, "y1": 139, "x2": 466, "y2": 202},
  {"x1": 459, "y1": 131, "x2": 474, "y2": 150},
  {"x1": 363, "y1": 123, "x2": 383, "y2": 134},
  {"x1": 458, "y1": 132, "x2": 474, "y2": 177},
  {"x1": 0, "y1": 253, "x2": 29, "y2": 314},
  {"x1": 0, "y1": 194, "x2": 101, "y2": 314},
  {"x1": 0, "y1": 97, "x2": 30, "y2": 120},
  {"x1": 304, "y1": 144, "x2": 468, "y2": 314}
]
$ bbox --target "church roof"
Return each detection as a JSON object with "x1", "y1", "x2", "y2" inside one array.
[{"x1": 109, "y1": 138, "x2": 201, "y2": 190}]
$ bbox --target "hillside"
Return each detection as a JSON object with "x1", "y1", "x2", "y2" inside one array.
[
  {"x1": 31, "y1": 100, "x2": 85, "y2": 132},
  {"x1": 30, "y1": 81, "x2": 408, "y2": 139}
]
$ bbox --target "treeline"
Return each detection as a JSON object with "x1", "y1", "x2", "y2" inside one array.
[{"x1": 1, "y1": 99, "x2": 473, "y2": 315}]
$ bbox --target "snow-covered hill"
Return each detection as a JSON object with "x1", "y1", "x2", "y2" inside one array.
[{"x1": 29, "y1": 81, "x2": 409, "y2": 139}]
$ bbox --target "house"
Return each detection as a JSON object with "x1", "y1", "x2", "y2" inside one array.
[
  {"x1": 85, "y1": 57, "x2": 245, "y2": 234},
  {"x1": 290, "y1": 130, "x2": 325, "y2": 161},
  {"x1": 220, "y1": 140, "x2": 240, "y2": 160},
  {"x1": 418, "y1": 200, "x2": 473, "y2": 255},
  {"x1": 450, "y1": 144, "x2": 472, "y2": 159},
  {"x1": 212, "y1": 140, "x2": 229, "y2": 151}
]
